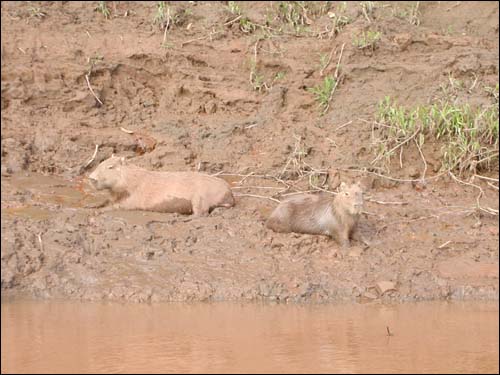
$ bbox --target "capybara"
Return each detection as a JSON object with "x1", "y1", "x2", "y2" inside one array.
[
  {"x1": 88, "y1": 155, "x2": 234, "y2": 216},
  {"x1": 266, "y1": 182, "x2": 364, "y2": 248}
]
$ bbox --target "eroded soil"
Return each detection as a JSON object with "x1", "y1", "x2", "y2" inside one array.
[{"x1": 1, "y1": 1, "x2": 499, "y2": 303}]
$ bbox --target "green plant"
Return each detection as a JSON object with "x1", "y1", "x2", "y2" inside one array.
[
  {"x1": 227, "y1": 1, "x2": 242, "y2": 15},
  {"x1": 87, "y1": 53, "x2": 104, "y2": 76},
  {"x1": 96, "y1": 1, "x2": 111, "y2": 19},
  {"x1": 319, "y1": 53, "x2": 329, "y2": 72},
  {"x1": 277, "y1": 1, "x2": 308, "y2": 27},
  {"x1": 373, "y1": 96, "x2": 499, "y2": 175},
  {"x1": 276, "y1": 1, "x2": 331, "y2": 33},
  {"x1": 485, "y1": 83, "x2": 499, "y2": 103},
  {"x1": 360, "y1": 1, "x2": 376, "y2": 22},
  {"x1": 226, "y1": 2, "x2": 257, "y2": 33},
  {"x1": 249, "y1": 60, "x2": 285, "y2": 92},
  {"x1": 275, "y1": 71, "x2": 286, "y2": 81},
  {"x1": 28, "y1": 6, "x2": 46, "y2": 19},
  {"x1": 307, "y1": 75, "x2": 337, "y2": 114},
  {"x1": 239, "y1": 17, "x2": 256, "y2": 33},
  {"x1": 161, "y1": 41, "x2": 174, "y2": 49},
  {"x1": 353, "y1": 30, "x2": 381, "y2": 50},
  {"x1": 154, "y1": 1, "x2": 169, "y2": 27},
  {"x1": 392, "y1": 2, "x2": 420, "y2": 25},
  {"x1": 407, "y1": 1, "x2": 420, "y2": 25},
  {"x1": 330, "y1": 13, "x2": 350, "y2": 35}
]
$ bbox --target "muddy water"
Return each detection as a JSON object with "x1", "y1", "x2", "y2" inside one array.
[
  {"x1": 1, "y1": 173, "x2": 106, "y2": 211},
  {"x1": 1, "y1": 301, "x2": 498, "y2": 374}
]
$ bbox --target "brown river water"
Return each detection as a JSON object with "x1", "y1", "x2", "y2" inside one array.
[{"x1": 1, "y1": 300, "x2": 498, "y2": 374}]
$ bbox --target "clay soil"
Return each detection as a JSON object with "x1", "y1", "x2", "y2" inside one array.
[{"x1": 1, "y1": 1, "x2": 499, "y2": 303}]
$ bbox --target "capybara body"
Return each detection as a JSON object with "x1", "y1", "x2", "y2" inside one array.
[
  {"x1": 266, "y1": 182, "x2": 364, "y2": 247},
  {"x1": 89, "y1": 155, "x2": 234, "y2": 216}
]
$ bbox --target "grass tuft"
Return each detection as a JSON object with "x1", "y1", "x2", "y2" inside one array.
[
  {"x1": 353, "y1": 30, "x2": 381, "y2": 50},
  {"x1": 307, "y1": 76, "x2": 336, "y2": 114},
  {"x1": 373, "y1": 96, "x2": 499, "y2": 175},
  {"x1": 96, "y1": 1, "x2": 111, "y2": 19}
]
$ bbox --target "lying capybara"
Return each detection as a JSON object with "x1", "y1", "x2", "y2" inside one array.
[
  {"x1": 266, "y1": 182, "x2": 364, "y2": 248},
  {"x1": 88, "y1": 155, "x2": 234, "y2": 216}
]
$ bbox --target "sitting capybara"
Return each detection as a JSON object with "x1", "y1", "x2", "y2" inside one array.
[
  {"x1": 266, "y1": 182, "x2": 364, "y2": 248},
  {"x1": 88, "y1": 155, "x2": 234, "y2": 216}
]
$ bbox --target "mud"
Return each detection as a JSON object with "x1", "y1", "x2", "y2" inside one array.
[{"x1": 1, "y1": 1, "x2": 499, "y2": 303}]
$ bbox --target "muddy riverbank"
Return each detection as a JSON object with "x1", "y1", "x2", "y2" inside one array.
[{"x1": 1, "y1": 1, "x2": 498, "y2": 303}]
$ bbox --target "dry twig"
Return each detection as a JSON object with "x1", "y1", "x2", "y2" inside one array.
[
  {"x1": 85, "y1": 74, "x2": 104, "y2": 106},
  {"x1": 120, "y1": 127, "x2": 134, "y2": 134},
  {"x1": 233, "y1": 193, "x2": 280, "y2": 203},
  {"x1": 83, "y1": 144, "x2": 99, "y2": 169}
]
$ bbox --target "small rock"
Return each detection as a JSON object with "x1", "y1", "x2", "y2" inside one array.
[
  {"x1": 408, "y1": 166, "x2": 420, "y2": 178},
  {"x1": 142, "y1": 100, "x2": 154, "y2": 108},
  {"x1": 204, "y1": 100, "x2": 217, "y2": 114},
  {"x1": 376, "y1": 281, "x2": 397, "y2": 295}
]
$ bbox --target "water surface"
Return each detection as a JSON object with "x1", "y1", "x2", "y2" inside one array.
[{"x1": 1, "y1": 300, "x2": 498, "y2": 374}]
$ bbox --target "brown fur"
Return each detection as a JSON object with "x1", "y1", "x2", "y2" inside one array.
[
  {"x1": 88, "y1": 155, "x2": 235, "y2": 216},
  {"x1": 266, "y1": 182, "x2": 364, "y2": 248}
]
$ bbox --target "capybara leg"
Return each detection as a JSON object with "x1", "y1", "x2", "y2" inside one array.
[
  {"x1": 266, "y1": 217, "x2": 291, "y2": 233},
  {"x1": 102, "y1": 197, "x2": 136, "y2": 212},
  {"x1": 339, "y1": 228, "x2": 351, "y2": 250},
  {"x1": 350, "y1": 227, "x2": 370, "y2": 247},
  {"x1": 192, "y1": 196, "x2": 210, "y2": 217}
]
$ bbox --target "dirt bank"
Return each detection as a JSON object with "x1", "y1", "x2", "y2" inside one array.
[{"x1": 1, "y1": 1, "x2": 498, "y2": 303}]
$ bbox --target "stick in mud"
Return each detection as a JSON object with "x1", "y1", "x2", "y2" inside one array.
[
  {"x1": 83, "y1": 144, "x2": 99, "y2": 170},
  {"x1": 85, "y1": 74, "x2": 104, "y2": 106},
  {"x1": 386, "y1": 326, "x2": 393, "y2": 337}
]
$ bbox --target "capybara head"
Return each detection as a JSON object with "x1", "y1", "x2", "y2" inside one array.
[
  {"x1": 336, "y1": 182, "x2": 364, "y2": 215},
  {"x1": 88, "y1": 155, "x2": 126, "y2": 191}
]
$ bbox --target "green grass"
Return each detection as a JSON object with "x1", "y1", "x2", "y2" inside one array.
[
  {"x1": 227, "y1": 1, "x2": 242, "y2": 15},
  {"x1": 374, "y1": 96, "x2": 499, "y2": 175},
  {"x1": 485, "y1": 83, "x2": 499, "y2": 103},
  {"x1": 249, "y1": 60, "x2": 285, "y2": 92},
  {"x1": 360, "y1": 1, "x2": 377, "y2": 22},
  {"x1": 275, "y1": 1, "x2": 331, "y2": 34},
  {"x1": 153, "y1": 1, "x2": 169, "y2": 27},
  {"x1": 239, "y1": 17, "x2": 256, "y2": 33},
  {"x1": 226, "y1": 1, "x2": 257, "y2": 33},
  {"x1": 28, "y1": 6, "x2": 46, "y2": 19},
  {"x1": 87, "y1": 53, "x2": 104, "y2": 76},
  {"x1": 329, "y1": 12, "x2": 350, "y2": 35},
  {"x1": 391, "y1": 2, "x2": 420, "y2": 26},
  {"x1": 307, "y1": 75, "x2": 337, "y2": 114},
  {"x1": 96, "y1": 1, "x2": 110, "y2": 19},
  {"x1": 319, "y1": 53, "x2": 329, "y2": 72},
  {"x1": 353, "y1": 30, "x2": 381, "y2": 50}
]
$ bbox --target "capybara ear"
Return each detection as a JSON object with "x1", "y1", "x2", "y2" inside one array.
[{"x1": 339, "y1": 182, "x2": 347, "y2": 191}]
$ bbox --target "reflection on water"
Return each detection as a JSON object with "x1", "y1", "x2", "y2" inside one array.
[{"x1": 1, "y1": 300, "x2": 498, "y2": 374}]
